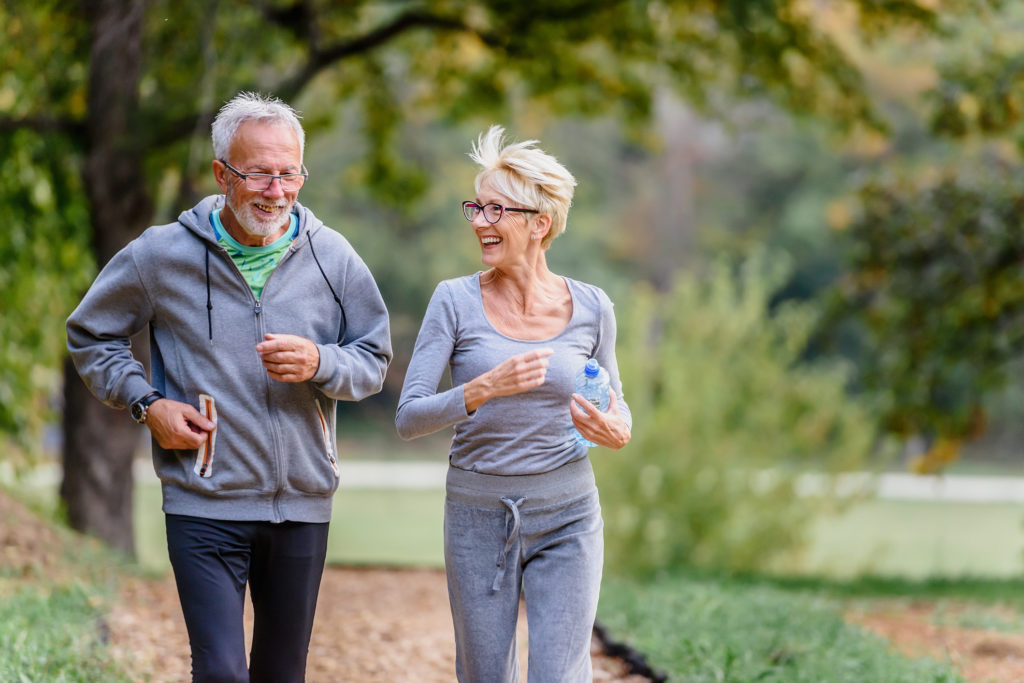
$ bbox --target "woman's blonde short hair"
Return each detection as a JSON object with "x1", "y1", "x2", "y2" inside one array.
[{"x1": 469, "y1": 125, "x2": 577, "y2": 248}]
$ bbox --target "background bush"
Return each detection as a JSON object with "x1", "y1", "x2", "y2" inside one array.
[{"x1": 595, "y1": 251, "x2": 882, "y2": 575}]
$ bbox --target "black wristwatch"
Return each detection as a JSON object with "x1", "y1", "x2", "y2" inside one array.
[{"x1": 130, "y1": 391, "x2": 164, "y2": 424}]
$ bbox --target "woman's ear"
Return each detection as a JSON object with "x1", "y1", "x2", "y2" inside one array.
[{"x1": 532, "y1": 213, "x2": 552, "y2": 242}]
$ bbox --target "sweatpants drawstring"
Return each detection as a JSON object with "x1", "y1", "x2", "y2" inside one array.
[{"x1": 492, "y1": 497, "x2": 525, "y2": 592}]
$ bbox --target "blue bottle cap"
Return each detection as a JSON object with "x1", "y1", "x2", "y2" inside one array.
[{"x1": 584, "y1": 358, "x2": 600, "y2": 377}]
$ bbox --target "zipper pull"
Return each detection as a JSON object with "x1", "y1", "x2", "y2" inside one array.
[{"x1": 254, "y1": 301, "x2": 262, "y2": 314}]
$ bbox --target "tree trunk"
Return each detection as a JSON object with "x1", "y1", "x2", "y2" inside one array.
[
  {"x1": 61, "y1": 359, "x2": 141, "y2": 556},
  {"x1": 61, "y1": 0, "x2": 153, "y2": 554}
]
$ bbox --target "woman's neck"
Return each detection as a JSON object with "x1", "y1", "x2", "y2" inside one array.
[{"x1": 481, "y1": 260, "x2": 562, "y2": 313}]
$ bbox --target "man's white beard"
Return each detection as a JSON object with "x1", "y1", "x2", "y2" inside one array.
[{"x1": 226, "y1": 190, "x2": 292, "y2": 238}]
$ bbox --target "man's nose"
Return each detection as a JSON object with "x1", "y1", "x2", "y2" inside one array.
[{"x1": 262, "y1": 177, "x2": 286, "y2": 197}]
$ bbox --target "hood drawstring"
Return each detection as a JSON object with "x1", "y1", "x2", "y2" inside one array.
[
  {"x1": 205, "y1": 246, "x2": 213, "y2": 341},
  {"x1": 307, "y1": 232, "x2": 347, "y2": 342},
  {"x1": 202, "y1": 231, "x2": 346, "y2": 343}
]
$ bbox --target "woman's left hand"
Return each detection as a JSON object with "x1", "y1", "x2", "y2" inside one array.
[{"x1": 569, "y1": 389, "x2": 631, "y2": 450}]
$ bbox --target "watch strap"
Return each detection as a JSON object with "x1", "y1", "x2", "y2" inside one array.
[
  {"x1": 131, "y1": 391, "x2": 163, "y2": 423},
  {"x1": 138, "y1": 391, "x2": 163, "y2": 407}
]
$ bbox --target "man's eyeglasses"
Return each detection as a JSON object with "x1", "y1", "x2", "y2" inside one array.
[
  {"x1": 462, "y1": 201, "x2": 538, "y2": 224},
  {"x1": 221, "y1": 160, "x2": 308, "y2": 191}
]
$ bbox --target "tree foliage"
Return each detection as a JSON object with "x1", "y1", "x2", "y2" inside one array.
[
  {"x1": 927, "y1": 1, "x2": 1024, "y2": 139},
  {"x1": 0, "y1": 131, "x2": 93, "y2": 463},
  {"x1": 819, "y1": 1, "x2": 1024, "y2": 471},
  {"x1": 596, "y1": 252, "x2": 880, "y2": 576},
  {"x1": 829, "y1": 166, "x2": 1024, "y2": 472}
]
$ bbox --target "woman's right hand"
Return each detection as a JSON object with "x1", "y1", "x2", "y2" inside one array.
[{"x1": 463, "y1": 348, "x2": 554, "y2": 413}]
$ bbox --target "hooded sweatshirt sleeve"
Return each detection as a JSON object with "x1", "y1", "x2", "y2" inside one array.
[
  {"x1": 66, "y1": 240, "x2": 157, "y2": 409},
  {"x1": 310, "y1": 250, "x2": 392, "y2": 401}
]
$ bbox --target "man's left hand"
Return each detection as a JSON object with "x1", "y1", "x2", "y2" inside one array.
[{"x1": 257, "y1": 333, "x2": 320, "y2": 382}]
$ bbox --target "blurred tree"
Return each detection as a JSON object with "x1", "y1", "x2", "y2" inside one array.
[
  {"x1": 0, "y1": 132, "x2": 92, "y2": 469},
  {"x1": 927, "y1": 1, "x2": 1024, "y2": 141},
  {"x1": 830, "y1": 167, "x2": 1024, "y2": 473},
  {"x1": 823, "y1": 2, "x2": 1024, "y2": 472},
  {"x1": 0, "y1": 0, "x2": 966, "y2": 551}
]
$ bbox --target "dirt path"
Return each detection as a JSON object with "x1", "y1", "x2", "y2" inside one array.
[
  {"x1": 107, "y1": 566, "x2": 651, "y2": 682},
  {"x1": 847, "y1": 603, "x2": 1024, "y2": 683}
]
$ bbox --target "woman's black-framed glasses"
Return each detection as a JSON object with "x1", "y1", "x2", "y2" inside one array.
[
  {"x1": 462, "y1": 201, "x2": 538, "y2": 224},
  {"x1": 221, "y1": 160, "x2": 309, "y2": 191}
]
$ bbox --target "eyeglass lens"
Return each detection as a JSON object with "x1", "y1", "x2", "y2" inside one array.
[
  {"x1": 463, "y1": 202, "x2": 504, "y2": 223},
  {"x1": 244, "y1": 174, "x2": 305, "y2": 191}
]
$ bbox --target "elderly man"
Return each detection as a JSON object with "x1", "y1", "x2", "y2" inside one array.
[{"x1": 67, "y1": 92, "x2": 392, "y2": 681}]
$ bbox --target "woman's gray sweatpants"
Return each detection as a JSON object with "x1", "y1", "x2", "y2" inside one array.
[{"x1": 444, "y1": 457, "x2": 604, "y2": 683}]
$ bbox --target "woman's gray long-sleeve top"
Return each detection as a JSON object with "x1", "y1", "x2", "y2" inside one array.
[{"x1": 396, "y1": 272, "x2": 631, "y2": 475}]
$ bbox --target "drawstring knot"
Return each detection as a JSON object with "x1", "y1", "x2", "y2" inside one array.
[{"x1": 492, "y1": 496, "x2": 526, "y2": 592}]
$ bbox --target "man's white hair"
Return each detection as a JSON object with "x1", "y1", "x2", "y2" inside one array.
[
  {"x1": 211, "y1": 91, "x2": 305, "y2": 161},
  {"x1": 469, "y1": 125, "x2": 577, "y2": 248}
]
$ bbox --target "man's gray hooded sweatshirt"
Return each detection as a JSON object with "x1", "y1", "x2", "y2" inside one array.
[{"x1": 67, "y1": 195, "x2": 392, "y2": 523}]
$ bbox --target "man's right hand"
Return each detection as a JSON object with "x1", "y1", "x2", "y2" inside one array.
[{"x1": 144, "y1": 399, "x2": 216, "y2": 450}]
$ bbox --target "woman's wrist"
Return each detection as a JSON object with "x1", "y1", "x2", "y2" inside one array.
[{"x1": 463, "y1": 373, "x2": 492, "y2": 413}]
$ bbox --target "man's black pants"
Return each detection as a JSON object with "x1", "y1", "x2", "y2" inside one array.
[{"x1": 165, "y1": 514, "x2": 330, "y2": 683}]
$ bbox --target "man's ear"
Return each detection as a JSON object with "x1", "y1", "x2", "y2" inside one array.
[{"x1": 212, "y1": 159, "x2": 230, "y2": 194}]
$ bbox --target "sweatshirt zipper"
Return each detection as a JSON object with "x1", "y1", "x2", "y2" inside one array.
[
  {"x1": 251, "y1": 244, "x2": 299, "y2": 520},
  {"x1": 211, "y1": 238, "x2": 306, "y2": 523},
  {"x1": 209, "y1": 245, "x2": 286, "y2": 520},
  {"x1": 250, "y1": 296, "x2": 286, "y2": 521}
]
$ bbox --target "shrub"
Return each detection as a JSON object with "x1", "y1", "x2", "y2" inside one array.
[{"x1": 596, "y1": 251, "x2": 880, "y2": 575}]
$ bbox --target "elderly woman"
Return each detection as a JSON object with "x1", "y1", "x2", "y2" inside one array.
[{"x1": 396, "y1": 125, "x2": 631, "y2": 682}]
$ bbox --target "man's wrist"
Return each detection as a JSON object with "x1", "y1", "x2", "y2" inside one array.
[{"x1": 130, "y1": 391, "x2": 164, "y2": 424}]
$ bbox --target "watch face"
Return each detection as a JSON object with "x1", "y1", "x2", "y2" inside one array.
[{"x1": 131, "y1": 403, "x2": 145, "y2": 422}]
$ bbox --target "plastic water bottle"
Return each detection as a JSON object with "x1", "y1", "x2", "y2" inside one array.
[{"x1": 572, "y1": 358, "x2": 610, "y2": 447}]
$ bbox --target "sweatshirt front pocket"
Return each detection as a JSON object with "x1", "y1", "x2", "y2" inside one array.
[
  {"x1": 315, "y1": 398, "x2": 340, "y2": 478},
  {"x1": 193, "y1": 393, "x2": 217, "y2": 478}
]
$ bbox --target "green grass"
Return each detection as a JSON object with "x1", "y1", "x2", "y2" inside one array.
[
  {"x1": 0, "y1": 481, "x2": 135, "y2": 682},
  {"x1": 731, "y1": 572, "x2": 1024, "y2": 611},
  {"x1": 134, "y1": 482, "x2": 1024, "y2": 578},
  {"x1": 598, "y1": 572, "x2": 965, "y2": 682},
  {"x1": 14, "y1": 463, "x2": 1023, "y2": 580},
  {"x1": 326, "y1": 488, "x2": 445, "y2": 567},
  {"x1": 134, "y1": 482, "x2": 445, "y2": 571},
  {"x1": 0, "y1": 584, "x2": 130, "y2": 682},
  {"x1": 780, "y1": 498, "x2": 1024, "y2": 579}
]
